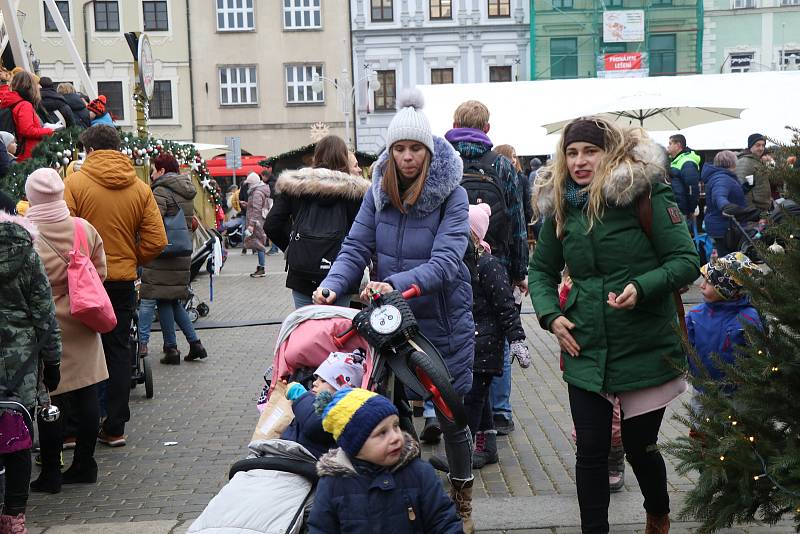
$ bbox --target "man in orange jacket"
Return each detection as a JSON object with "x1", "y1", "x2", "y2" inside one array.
[{"x1": 65, "y1": 125, "x2": 167, "y2": 447}]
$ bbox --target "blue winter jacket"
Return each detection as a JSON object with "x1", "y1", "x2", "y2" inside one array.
[
  {"x1": 686, "y1": 297, "x2": 762, "y2": 391},
  {"x1": 701, "y1": 164, "x2": 747, "y2": 238},
  {"x1": 321, "y1": 136, "x2": 475, "y2": 395},
  {"x1": 308, "y1": 434, "x2": 463, "y2": 534},
  {"x1": 279, "y1": 391, "x2": 336, "y2": 459},
  {"x1": 91, "y1": 112, "x2": 115, "y2": 126}
]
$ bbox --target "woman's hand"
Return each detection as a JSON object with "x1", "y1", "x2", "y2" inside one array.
[
  {"x1": 551, "y1": 316, "x2": 580, "y2": 357},
  {"x1": 607, "y1": 283, "x2": 638, "y2": 310},
  {"x1": 359, "y1": 281, "x2": 394, "y2": 301},
  {"x1": 312, "y1": 287, "x2": 337, "y2": 305}
]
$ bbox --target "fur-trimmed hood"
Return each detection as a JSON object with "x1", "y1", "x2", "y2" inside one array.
[
  {"x1": 316, "y1": 432, "x2": 420, "y2": 477},
  {"x1": 372, "y1": 136, "x2": 464, "y2": 218},
  {"x1": 276, "y1": 167, "x2": 370, "y2": 201},
  {"x1": 533, "y1": 137, "x2": 668, "y2": 218}
]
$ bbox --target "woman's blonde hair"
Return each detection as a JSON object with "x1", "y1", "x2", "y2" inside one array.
[
  {"x1": 549, "y1": 116, "x2": 650, "y2": 237},
  {"x1": 381, "y1": 146, "x2": 431, "y2": 213},
  {"x1": 494, "y1": 144, "x2": 521, "y2": 172},
  {"x1": 57, "y1": 82, "x2": 76, "y2": 95}
]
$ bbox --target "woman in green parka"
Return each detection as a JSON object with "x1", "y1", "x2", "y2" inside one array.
[{"x1": 529, "y1": 118, "x2": 700, "y2": 534}]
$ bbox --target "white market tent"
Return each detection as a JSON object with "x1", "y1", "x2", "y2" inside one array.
[{"x1": 417, "y1": 71, "x2": 800, "y2": 155}]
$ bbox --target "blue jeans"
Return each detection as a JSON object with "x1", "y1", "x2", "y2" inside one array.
[
  {"x1": 257, "y1": 250, "x2": 265, "y2": 267},
  {"x1": 291, "y1": 290, "x2": 351, "y2": 309},
  {"x1": 490, "y1": 340, "x2": 513, "y2": 422},
  {"x1": 138, "y1": 298, "x2": 199, "y2": 347},
  {"x1": 423, "y1": 400, "x2": 435, "y2": 419}
]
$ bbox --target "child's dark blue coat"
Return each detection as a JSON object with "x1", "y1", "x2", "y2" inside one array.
[
  {"x1": 685, "y1": 296, "x2": 762, "y2": 390},
  {"x1": 280, "y1": 391, "x2": 336, "y2": 459},
  {"x1": 307, "y1": 433, "x2": 462, "y2": 534}
]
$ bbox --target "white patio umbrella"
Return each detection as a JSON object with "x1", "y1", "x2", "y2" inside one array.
[{"x1": 543, "y1": 93, "x2": 744, "y2": 133}]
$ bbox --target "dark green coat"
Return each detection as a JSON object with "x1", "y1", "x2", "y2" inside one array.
[
  {"x1": 0, "y1": 213, "x2": 61, "y2": 409},
  {"x1": 529, "y1": 139, "x2": 700, "y2": 394},
  {"x1": 139, "y1": 173, "x2": 197, "y2": 301}
]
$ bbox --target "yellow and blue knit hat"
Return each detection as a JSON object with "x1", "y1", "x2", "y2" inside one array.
[{"x1": 320, "y1": 387, "x2": 398, "y2": 457}]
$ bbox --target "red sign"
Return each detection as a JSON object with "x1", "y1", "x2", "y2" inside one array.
[{"x1": 604, "y1": 53, "x2": 643, "y2": 71}]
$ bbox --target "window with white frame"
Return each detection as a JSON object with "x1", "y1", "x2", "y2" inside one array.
[
  {"x1": 783, "y1": 50, "x2": 800, "y2": 70},
  {"x1": 729, "y1": 52, "x2": 754, "y2": 72},
  {"x1": 219, "y1": 66, "x2": 258, "y2": 106},
  {"x1": 143, "y1": 1, "x2": 169, "y2": 31},
  {"x1": 94, "y1": 1, "x2": 120, "y2": 31},
  {"x1": 97, "y1": 81, "x2": 124, "y2": 119},
  {"x1": 285, "y1": 64, "x2": 324, "y2": 104},
  {"x1": 732, "y1": 0, "x2": 756, "y2": 8},
  {"x1": 216, "y1": 0, "x2": 255, "y2": 31},
  {"x1": 283, "y1": 0, "x2": 321, "y2": 29},
  {"x1": 150, "y1": 80, "x2": 173, "y2": 119},
  {"x1": 44, "y1": 1, "x2": 70, "y2": 32},
  {"x1": 782, "y1": 0, "x2": 800, "y2": 5}
]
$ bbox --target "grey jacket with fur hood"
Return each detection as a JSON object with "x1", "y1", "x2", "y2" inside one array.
[{"x1": 265, "y1": 167, "x2": 369, "y2": 295}]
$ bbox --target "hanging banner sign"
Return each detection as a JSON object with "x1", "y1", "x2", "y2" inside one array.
[
  {"x1": 602, "y1": 10, "x2": 645, "y2": 43},
  {"x1": 605, "y1": 53, "x2": 643, "y2": 71}
]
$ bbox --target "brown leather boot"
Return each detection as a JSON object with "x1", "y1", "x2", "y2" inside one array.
[
  {"x1": 448, "y1": 476, "x2": 474, "y2": 534},
  {"x1": 645, "y1": 512, "x2": 670, "y2": 534}
]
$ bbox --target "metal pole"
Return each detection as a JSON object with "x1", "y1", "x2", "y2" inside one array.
[
  {"x1": 43, "y1": 0, "x2": 96, "y2": 97},
  {"x1": 0, "y1": 0, "x2": 30, "y2": 71}
]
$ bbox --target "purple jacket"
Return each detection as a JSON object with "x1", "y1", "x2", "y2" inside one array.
[{"x1": 321, "y1": 136, "x2": 474, "y2": 394}]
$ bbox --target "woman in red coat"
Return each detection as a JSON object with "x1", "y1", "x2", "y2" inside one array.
[{"x1": 0, "y1": 71, "x2": 54, "y2": 161}]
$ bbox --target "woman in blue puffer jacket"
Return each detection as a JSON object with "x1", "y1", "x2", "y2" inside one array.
[
  {"x1": 701, "y1": 150, "x2": 748, "y2": 255},
  {"x1": 314, "y1": 89, "x2": 476, "y2": 532}
]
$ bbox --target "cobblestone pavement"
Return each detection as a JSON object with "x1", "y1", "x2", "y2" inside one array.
[{"x1": 27, "y1": 251, "x2": 793, "y2": 532}]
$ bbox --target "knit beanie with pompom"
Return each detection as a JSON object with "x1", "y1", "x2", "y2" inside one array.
[{"x1": 385, "y1": 88, "x2": 434, "y2": 155}]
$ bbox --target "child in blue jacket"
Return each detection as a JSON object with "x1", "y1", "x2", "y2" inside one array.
[
  {"x1": 686, "y1": 252, "x2": 762, "y2": 415},
  {"x1": 280, "y1": 350, "x2": 366, "y2": 459},
  {"x1": 308, "y1": 388, "x2": 463, "y2": 534}
]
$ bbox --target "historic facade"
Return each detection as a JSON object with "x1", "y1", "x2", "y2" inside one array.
[
  {"x1": 703, "y1": 0, "x2": 800, "y2": 74},
  {"x1": 350, "y1": 0, "x2": 530, "y2": 153},
  {"x1": 24, "y1": 0, "x2": 193, "y2": 141}
]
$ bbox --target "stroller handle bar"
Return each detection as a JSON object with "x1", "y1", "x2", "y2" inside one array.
[{"x1": 331, "y1": 284, "x2": 421, "y2": 349}]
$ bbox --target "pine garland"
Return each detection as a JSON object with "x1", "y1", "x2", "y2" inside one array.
[
  {"x1": 0, "y1": 126, "x2": 222, "y2": 208},
  {"x1": 665, "y1": 126, "x2": 800, "y2": 531}
]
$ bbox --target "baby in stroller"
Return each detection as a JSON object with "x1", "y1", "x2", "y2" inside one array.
[{"x1": 281, "y1": 349, "x2": 367, "y2": 459}]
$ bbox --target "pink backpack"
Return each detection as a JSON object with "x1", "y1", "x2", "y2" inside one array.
[{"x1": 66, "y1": 219, "x2": 117, "y2": 333}]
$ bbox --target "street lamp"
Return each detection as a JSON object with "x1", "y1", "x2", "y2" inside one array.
[{"x1": 311, "y1": 68, "x2": 381, "y2": 149}]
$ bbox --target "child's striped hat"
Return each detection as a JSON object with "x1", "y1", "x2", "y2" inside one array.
[{"x1": 321, "y1": 387, "x2": 398, "y2": 457}]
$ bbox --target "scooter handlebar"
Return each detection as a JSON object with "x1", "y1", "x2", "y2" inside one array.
[{"x1": 401, "y1": 284, "x2": 421, "y2": 300}]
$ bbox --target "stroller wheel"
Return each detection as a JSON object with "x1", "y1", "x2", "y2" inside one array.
[
  {"x1": 197, "y1": 302, "x2": 210, "y2": 317},
  {"x1": 188, "y1": 307, "x2": 199, "y2": 323},
  {"x1": 143, "y1": 357, "x2": 154, "y2": 399}
]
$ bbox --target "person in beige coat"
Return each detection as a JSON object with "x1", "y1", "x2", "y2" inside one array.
[{"x1": 24, "y1": 168, "x2": 108, "y2": 494}]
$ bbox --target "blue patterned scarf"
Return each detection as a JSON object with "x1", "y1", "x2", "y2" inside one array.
[{"x1": 565, "y1": 178, "x2": 589, "y2": 209}]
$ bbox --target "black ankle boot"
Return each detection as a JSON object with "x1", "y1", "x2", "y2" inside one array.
[
  {"x1": 184, "y1": 340, "x2": 208, "y2": 361},
  {"x1": 30, "y1": 469, "x2": 62, "y2": 494},
  {"x1": 62, "y1": 459, "x2": 98, "y2": 484},
  {"x1": 160, "y1": 346, "x2": 181, "y2": 365}
]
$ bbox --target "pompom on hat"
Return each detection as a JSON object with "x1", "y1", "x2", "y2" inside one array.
[
  {"x1": 319, "y1": 388, "x2": 398, "y2": 457},
  {"x1": 701, "y1": 251, "x2": 758, "y2": 300},
  {"x1": 314, "y1": 349, "x2": 367, "y2": 391},
  {"x1": 25, "y1": 168, "x2": 64, "y2": 206},
  {"x1": 87, "y1": 95, "x2": 107, "y2": 116},
  {"x1": 385, "y1": 88, "x2": 434, "y2": 155}
]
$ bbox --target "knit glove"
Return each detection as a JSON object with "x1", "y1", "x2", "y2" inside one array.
[
  {"x1": 43, "y1": 363, "x2": 61, "y2": 392},
  {"x1": 510, "y1": 341, "x2": 531, "y2": 369},
  {"x1": 286, "y1": 382, "x2": 307, "y2": 401}
]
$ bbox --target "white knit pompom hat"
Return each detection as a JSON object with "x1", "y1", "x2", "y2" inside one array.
[{"x1": 385, "y1": 88, "x2": 434, "y2": 155}]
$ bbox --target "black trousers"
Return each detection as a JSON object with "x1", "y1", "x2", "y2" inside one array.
[
  {"x1": 1, "y1": 417, "x2": 33, "y2": 515},
  {"x1": 101, "y1": 281, "x2": 135, "y2": 437},
  {"x1": 568, "y1": 384, "x2": 669, "y2": 534},
  {"x1": 38, "y1": 384, "x2": 100, "y2": 470},
  {"x1": 464, "y1": 374, "x2": 494, "y2": 437}
]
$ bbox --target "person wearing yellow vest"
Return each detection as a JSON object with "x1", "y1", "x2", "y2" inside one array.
[{"x1": 667, "y1": 134, "x2": 701, "y2": 226}]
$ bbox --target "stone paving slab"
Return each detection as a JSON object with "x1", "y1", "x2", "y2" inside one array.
[{"x1": 25, "y1": 251, "x2": 789, "y2": 532}]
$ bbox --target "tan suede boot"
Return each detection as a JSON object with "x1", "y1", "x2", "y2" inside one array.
[
  {"x1": 645, "y1": 512, "x2": 670, "y2": 534},
  {"x1": 448, "y1": 476, "x2": 474, "y2": 533}
]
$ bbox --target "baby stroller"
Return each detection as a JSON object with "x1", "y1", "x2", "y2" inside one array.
[
  {"x1": 185, "y1": 229, "x2": 225, "y2": 322},
  {"x1": 188, "y1": 305, "x2": 373, "y2": 534}
]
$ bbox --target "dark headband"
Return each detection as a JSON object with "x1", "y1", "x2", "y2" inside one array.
[{"x1": 564, "y1": 119, "x2": 606, "y2": 152}]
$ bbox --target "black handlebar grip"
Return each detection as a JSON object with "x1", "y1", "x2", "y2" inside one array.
[{"x1": 321, "y1": 288, "x2": 330, "y2": 298}]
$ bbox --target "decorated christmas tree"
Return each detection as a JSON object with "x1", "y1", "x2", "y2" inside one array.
[{"x1": 668, "y1": 127, "x2": 800, "y2": 531}]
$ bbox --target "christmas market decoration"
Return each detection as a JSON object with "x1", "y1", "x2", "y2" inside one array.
[
  {"x1": 0, "y1": 126, "x2": 223, "y2": 210},
  {"x1": 666, "y1": 127, "x2": 800, "y2": 531},
  {"x1": 263, "y1": 143, "x2": 377, "y2": 176}
]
